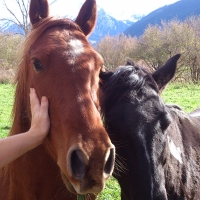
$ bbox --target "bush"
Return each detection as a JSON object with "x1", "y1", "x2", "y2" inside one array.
[
  {"x1": 96, "y1": 34, "x2": 137, "y2": 70},
  {"x1": 96, "y1": 16, "x2": 200, "y2": 83},
  {"x1": 0, "y1": 33, "x2": 24, "y2": 83}
]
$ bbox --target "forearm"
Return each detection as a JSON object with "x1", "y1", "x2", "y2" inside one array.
[
  {"x1": 0, "y1": 131, "x2": 43, "y2": 168},
  {"x1": 0, "y1": 88, "x2": 50, "y2": 169}
]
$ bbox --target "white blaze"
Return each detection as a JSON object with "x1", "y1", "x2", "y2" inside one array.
[
  {"x1": 68, "y1": 39, "x2": 84, "y2": 67},
  {"x1": 69, "y1": 39, "x2": 84, "y2": 56}
]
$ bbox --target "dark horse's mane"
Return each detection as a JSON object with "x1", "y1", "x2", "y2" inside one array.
[
  {"x1": 11, "y1": 17, "x2": 81, "y2": 137},
  {"x1": 101, "y1": 65, "x2": 158, "y2": 112}
]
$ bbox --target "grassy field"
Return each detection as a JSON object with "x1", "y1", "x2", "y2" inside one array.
[
  {"x1": 0, "y1": 84, "x2": 15, "y2": 138},
  {"x1": 1, "y1": 82, "x2": 200, "y2": 199},
  {"x1": 161, "y1": 83, "x2": 200, "y2": 113}
]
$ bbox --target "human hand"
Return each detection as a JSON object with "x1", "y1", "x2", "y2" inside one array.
[{"x1": 29, "y1": 88, "x2": 50, "y2": 145}]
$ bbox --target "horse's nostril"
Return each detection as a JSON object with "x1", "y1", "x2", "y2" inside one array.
[
  {"x1": 104, "y1": 148, "x2": 115, "y2": 175},
  {"x1": 70, "y1": 150, "x2": 86, "y2": 179}
]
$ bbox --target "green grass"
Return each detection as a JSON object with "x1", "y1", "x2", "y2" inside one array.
[
  {"x1": 97, "y1": 176, "x2": 120, "y2": 199},
  {"x1": 0, "y1": 84, "x2": 14, "y2": 138},
  {"x1": 1, "y1": 82, "x2": 200, "y2": 199},
  {"x1": 161, "y1": 83, "x2": 200, "y2": 113}
]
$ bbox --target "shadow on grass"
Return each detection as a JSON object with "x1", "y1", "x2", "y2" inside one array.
[{"x1": 2, "y1": 126, "x2": 11, "y2": 130}]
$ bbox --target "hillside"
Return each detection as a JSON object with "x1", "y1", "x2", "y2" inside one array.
[{"x1": 124, "y1": 0, "x2": 200, "y2": 37}]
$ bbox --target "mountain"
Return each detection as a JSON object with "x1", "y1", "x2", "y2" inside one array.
[
  {"x1": 124, "y1": 0, "x2": 200, "y2": 37},
  {"x1": 0, "y1": 8, "x2": 135, "y2": 43},
  {"x1": 0, "y1": 21, "x2": 24, "y2": 35},
  {"x1": 89, "y1": 9, "x2": 134, "y2": 43}
]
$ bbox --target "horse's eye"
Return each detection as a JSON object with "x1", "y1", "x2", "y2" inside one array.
[{"x1": 33, "y1": 59, "x2": 43, "y2": 71}]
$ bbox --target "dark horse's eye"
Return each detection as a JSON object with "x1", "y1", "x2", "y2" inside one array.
[{"x1": 32, "y1": 59, "x2": 43, "y2": 71}]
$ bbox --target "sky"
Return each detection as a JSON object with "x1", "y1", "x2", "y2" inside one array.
[
  {"x1": 51, "y1": 0, "x2": 180, "y2": 20},
  {"x1": 0, "y1": 0, "x2": 180, "y2": 22}
]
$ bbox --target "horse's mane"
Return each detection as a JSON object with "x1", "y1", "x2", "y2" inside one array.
[
  {"x1": 101, "y1": 65, "x2": 158, "y2": 112},
  {"x1": 10, "y1": 17, "x2": 82, "y2": 136}
]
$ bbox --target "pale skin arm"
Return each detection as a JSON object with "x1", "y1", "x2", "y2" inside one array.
[{"x1": 0, "y1": 88, "x2": 50, "y2": 168}]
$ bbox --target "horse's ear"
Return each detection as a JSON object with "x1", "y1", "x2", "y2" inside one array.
[
  {"x1": 126, "y1": 58, "x2": 135, "y2": 66},
  {"x1": 75, "y1": 0, "x2": 97, "y2": 36},
  {"x1": 99, "y1": 70, "x2": 114, "y2": 87},
  {"x1": 152, "y1": 54, "x2": 181, "y2": 93},
  {"x1": 29, "y1": 0, "x2": 49, "y2": 25}
]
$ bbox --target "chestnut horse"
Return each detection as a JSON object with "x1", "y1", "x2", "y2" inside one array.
[
  {"x1": 0, "y1": 0, "x2": 115, "y2": 199},
  {"x1": 100, "y1": 54, "x2": 200, "y2": 199}
]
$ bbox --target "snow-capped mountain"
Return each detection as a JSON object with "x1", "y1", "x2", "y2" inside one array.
[
  {"x1": 89, "y1": 8, "x2": 135, "y2": 43},
  {"x1": 0, "y1": 21, "x2": 24, "y2": 35},
  {"x1": 0, "y1": 8, "x2": 137, "y2": 43},
  {"x1": 124, "y1": 0, "x2": 200, "y2": 37}
]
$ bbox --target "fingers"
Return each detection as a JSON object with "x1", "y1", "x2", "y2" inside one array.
[
  {"x1": 30, "y1": 88, "x2": 49, "y2": 116},
  {"x1": 30, "y1": 88, "x2": 40, "y2": 114},
  {"x1": 29, "y1": 88, "x2": 50, "y2": 142},
  {"x1": 40, "y1": 96, "x2": 49, "y2": 118}
]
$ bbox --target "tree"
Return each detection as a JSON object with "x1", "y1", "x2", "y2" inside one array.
[
  {"x1": 0, "y1": 33, "x2": 24, "y2": 83},
  {"x1": 135, "y1": 17, "x2": 200, "y2": 83},
  {"x1": 0, "y1": 33, "x2": 24, "y2": 67},
  {"x1": 0, "y1": 0, "x2": 30, "y2": 35},
  {"x1": 96, "y1": 34, "x2": 137, "y2": 70},
  {"x1": 0, "y1": 0, "x2": 57, "y2": 36},
  {"x1": 96, "y1": 16, "x2": 200, "y2": 83}
]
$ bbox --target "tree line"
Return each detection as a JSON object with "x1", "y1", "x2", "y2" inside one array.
[
  {"x1": 96, "y1": 16, "x2": 200, "y2": 84},
  {"x1": 1, "y1": 16, "x2": 200, "y2": 83}
]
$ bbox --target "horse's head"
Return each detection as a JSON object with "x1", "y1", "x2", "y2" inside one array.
[
  {"x1": 100, "y1": 54, "x2": 181, "y2": 199},
  {"x1": 15, "y1": 0, "x2": 115, "y2": 195}
]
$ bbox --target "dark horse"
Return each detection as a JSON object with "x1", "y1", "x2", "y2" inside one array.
[
  {"x1": 100, "y1": 54, "x2": 200, "y2": 200},
  {"x1": 0, "y1": 0, "x2": 115, "y2": 199}
]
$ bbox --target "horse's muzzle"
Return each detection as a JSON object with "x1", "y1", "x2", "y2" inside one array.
[{"x1": 66, "y1": 145, "x2": 115, "y2": 194}]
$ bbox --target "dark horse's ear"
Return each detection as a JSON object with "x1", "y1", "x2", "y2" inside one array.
[
  {"x1": 126, "y1": 58, "x2": 135, "y2": 66},
  {"x1": 99, "y1": 70, "x2": 114, "y2": 87},
  {"x1": 75, "y1": 0, "x2": 97, "y2": 36},
  {"x1": 29, "y1": 0, "x2": 49, "y2": 25},
  {"x1": 152, "y1": 54, "x2": 181, "y2": 93}
]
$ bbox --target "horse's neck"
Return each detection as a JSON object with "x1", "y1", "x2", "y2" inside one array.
[
  {"x1": 189, "y1": 108, "x2": 200, "y2": 118},
  {"x1": 166, "y1": 110, "x2": 200, "y2": 199},
  {"x1": 7, "y1": 144, "x2": 74, "y2": 199},
  {"x1": 10, "y1": 145, "x2": 57, "y2": 183}
]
